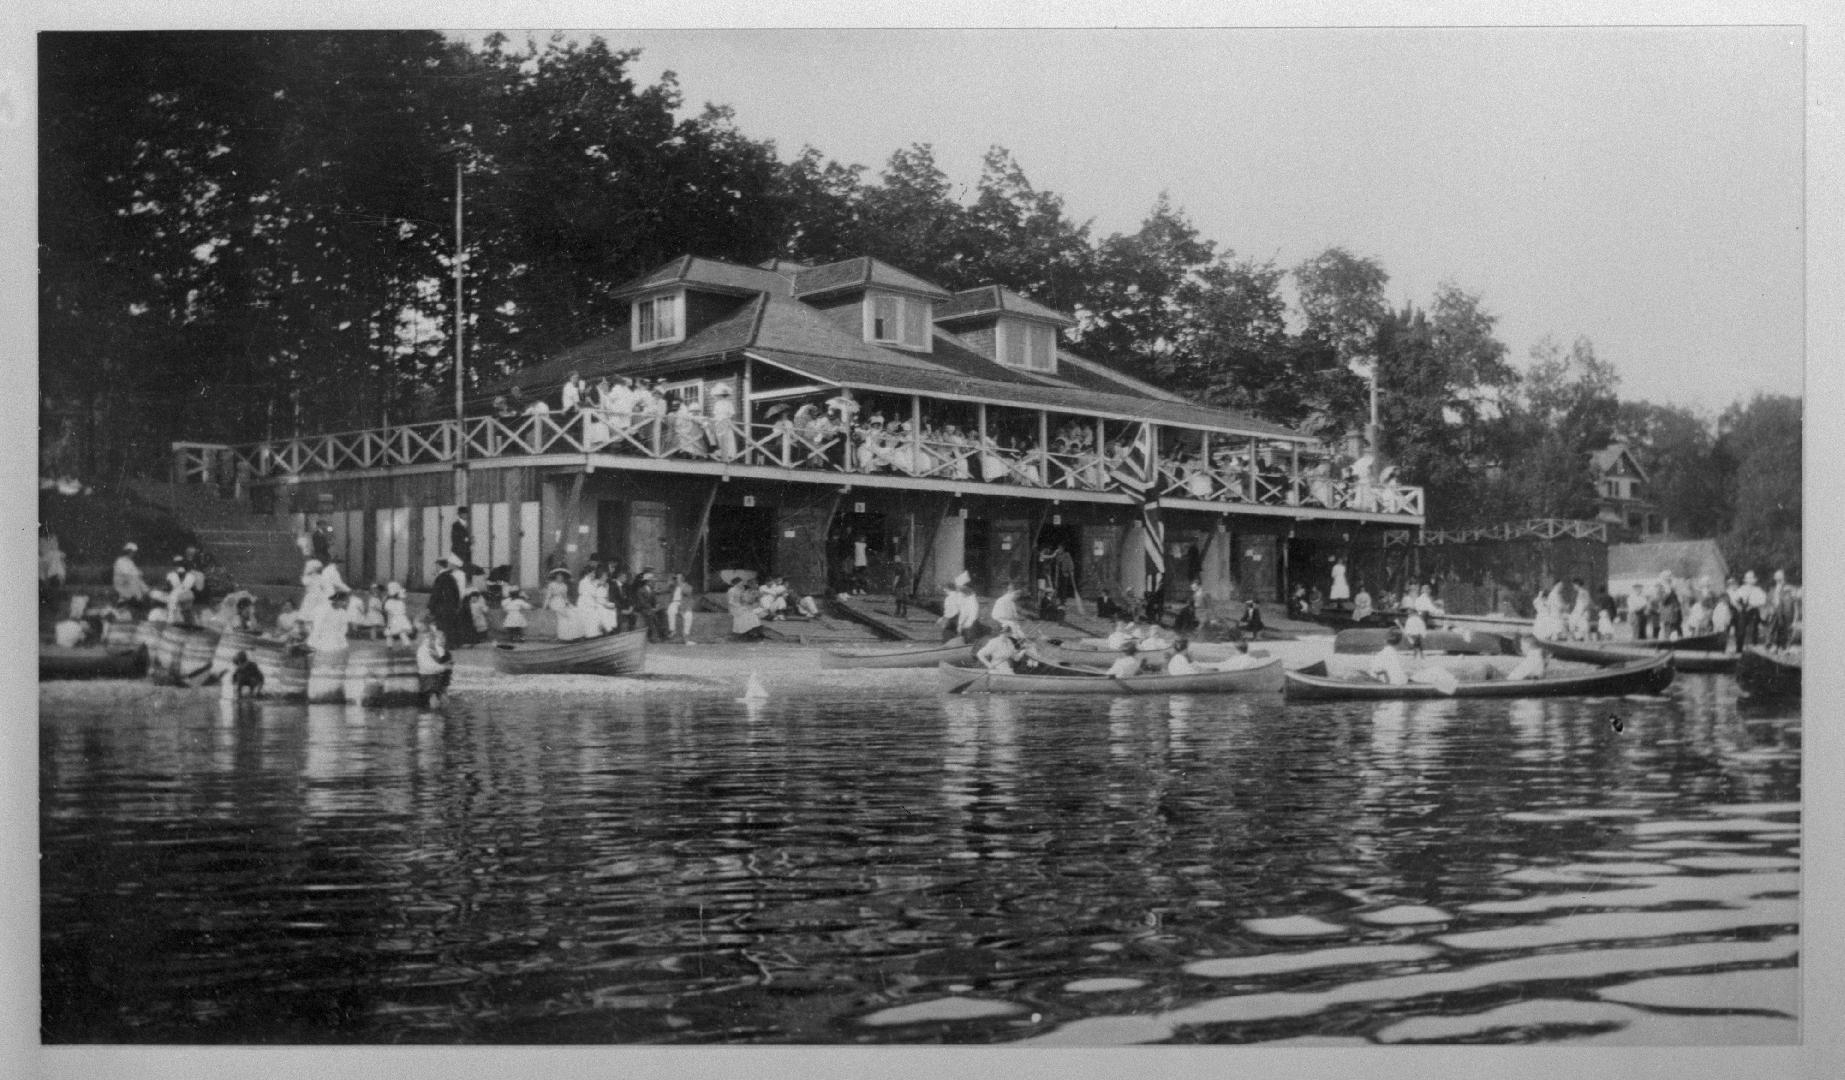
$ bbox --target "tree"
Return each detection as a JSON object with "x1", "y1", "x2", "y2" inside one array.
[
  {"x1": 1614, "y1": 401, "x2": 1724, "y2": 538},
  {"x1": 1714, "y1": 394, "x2": 1802, "y2": 578},
  {"x1": 1490, "y1": 335, "x2": 1621, "y2": 520},
  {"x1": 1075, "y1": 194, "x2": 1216, "y2": 380},
  {"x1": 961, "y1": 146, "x2": 1102, "y2": 316},
  {"x1": 853, "y1": 144, "x2": 974, "y2": 288}
]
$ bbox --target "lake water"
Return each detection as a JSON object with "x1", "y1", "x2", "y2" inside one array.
[{"x1": 39, "y1": 673, "x2": 1800, "y2": 1045}]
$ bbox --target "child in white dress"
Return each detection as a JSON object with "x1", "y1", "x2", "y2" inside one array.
[{"x1": 500, "y1": 587, "x2": 532, "y2": 643}]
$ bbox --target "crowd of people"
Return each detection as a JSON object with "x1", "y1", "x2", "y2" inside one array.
[
  {"x1": 480, "y1": 374, "x2": 1411, "y2": 511},
  {"x1": 1543, "y1": 568, "x2": 1802, "y2": 651}
]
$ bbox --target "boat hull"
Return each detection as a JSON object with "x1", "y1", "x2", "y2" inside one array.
[
  {"x1": 1541, "y1": 638, "x2": 1739, "y2": 673},
  {"x1": 938, "y1": 658, "x2": 1284, "y2": 695},
  {"x1": 1736, "y1": 647, "x2": 1801, "y2": 700},
  {"x1": 819, "y1": 643, "x2": 977, "y2": 669},
  {"x1": 40, "y1": 646, "x2": 146, "y2": 680},
  {"x1": 1283, "y1": 654, "x2": 1675, "y2": 701},
  {"x1": 490, "y1": 628, "x2": 649, "y2": 676},
  {"x1": 1332, "y1": 628, "x2": 1516, "y2": 656}
]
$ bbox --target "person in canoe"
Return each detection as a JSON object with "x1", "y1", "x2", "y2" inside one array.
[
  {"x1": 1505, "y1": 635, "x2": 1548, "y2": 681},
  {"x1": 937, "y1": 571, "x2": 983, "y2": 643},
  {"x1": 990, "y1": 581, "x2": 1025, "y2": 637},
  {"x1": 1365, "y1": 629, "x2": 1410, "y2": 685},
  {"x1": 1105, "y1": 640, "x2": 1144, "y2": 679},
  {"x1": 977, "y1": 631, "x2": 1047, "y2": 675},
  {"x1": 1167, "y1": 638, "x2": 1265, "y2": 675},
  {"x1": 1237, "y1": 599, "x2": 1266, "y2": 640}
]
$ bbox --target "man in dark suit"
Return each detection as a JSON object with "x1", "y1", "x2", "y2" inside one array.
[
  {"x1": 428, "y1": 555, "x2": 465, "y2": 645},
  {"x1": 451, "y1": 507, "x2": 473, "y2": 569}
]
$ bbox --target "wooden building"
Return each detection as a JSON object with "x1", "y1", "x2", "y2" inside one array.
[{"x1": 172, "y1": 254, "x2": 1426, "y2": 606}]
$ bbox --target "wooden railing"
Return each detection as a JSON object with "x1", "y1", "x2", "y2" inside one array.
[
  {"x1": 1421, "y1": 518, "x2": 1605, "y2": 544},
  {"x1": 172, "y1": 414, "x2": 1427, "y2": 519}
]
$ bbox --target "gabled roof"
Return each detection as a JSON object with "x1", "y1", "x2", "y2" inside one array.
[
  {"x1": 614, "y1": 255, "x2": 794, "y2": 299},
  {"x1": 1591, "y1": 441, "x2": 1648, "y2": 482},
  {"x1": 793, "y1": 257, "x2": 953, "y2": 301},
  {"x1": 491, "y1": 255, "x2": 1311, "y2": 442},
  {"x1": 936, "y1": 284, "x2": 1076, "y2": 328}
]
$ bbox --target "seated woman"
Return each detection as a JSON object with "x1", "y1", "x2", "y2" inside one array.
[
  {"x1": 1105, "y1": 641, "x2": 1144, "y2": 679},
  {"x1": 727, "y1": 576, "x2": 767, "y2": 641},
  {"x1": 795, "y1": 594, "x2": 822, "y2": 619}
]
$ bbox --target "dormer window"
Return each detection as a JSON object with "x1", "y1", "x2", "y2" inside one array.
[
  {"x1": 997, "y1": 318, "x2": 1058, "y2": 373},
  {"x1": 632, "y1": 291, "x2": 685, "y2": 349},
  {"x1": 864, "y1": 290, "x2": 933, "y2": 351}
]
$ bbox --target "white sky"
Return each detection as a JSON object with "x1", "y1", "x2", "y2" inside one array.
[{"x1": 475, "y1": 24, "x2": 1805, "y2": 418}]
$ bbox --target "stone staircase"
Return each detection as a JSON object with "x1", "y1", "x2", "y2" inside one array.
[{"x1": 124, "y1": 479, "x2": 303, "y2": 588}]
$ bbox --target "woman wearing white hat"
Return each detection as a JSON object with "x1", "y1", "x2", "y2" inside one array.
[
  {"x1": 937, "y1": 571, "x2": 983, "y2": 643},
  {"x1": 113, "y1": 542, "x2": 148, "y2": 610}
]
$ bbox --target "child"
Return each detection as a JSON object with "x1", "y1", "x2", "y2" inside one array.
[
  {"x1": 466, "y1": 590, "x2": 491, "y2": 640},
  {"x1": 275, "y1": 600, "x2": 301, "y2": 639},
  {"x1": 230, "y1": 650, "x2": 266, "y2": 698},
  {"x1": 416, "y1": 622, "x2": 454, "y2": 709},
  {"x1": 356, "y1": 586, "x2": 387, "y2": 640},
  {"x1": 500, "y1": 586, "x2": 531, "y2": 643},
  {"x1": 383, "y1": 582, "x2": 414, "y2": 644}
]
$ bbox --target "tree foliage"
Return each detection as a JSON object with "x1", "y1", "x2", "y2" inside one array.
[{"x1": 40, "y1": 31, "x2": 1796, "y2": 569}]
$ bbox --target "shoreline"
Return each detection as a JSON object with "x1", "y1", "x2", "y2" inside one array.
[{"x1": 39, "y1": 635, "x2": 1350, "y2": 704}]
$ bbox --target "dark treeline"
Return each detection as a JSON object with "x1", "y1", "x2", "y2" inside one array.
[{"x1": 38, "y1": 32, "x2": 1800, "y2": 574}]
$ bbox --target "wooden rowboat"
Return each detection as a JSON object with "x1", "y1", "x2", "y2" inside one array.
[
  {"x1": 40, "y1": 646, "x2": 147, "y2": 680},
  {"x1": 1282, "y1": 654, "x2": 1675, "y2": 701},
  {"x1": 1540, "y1": 637, "x2": 1739, "y2": 674},
  {"x1": 819, "y1": 641, "x2": 977, "y2": 669},
  {"x1": 1736, "y1": 647, "x2": 1801, "y2": 700},
  {"x1": 937, "y1": 658, "x2": 1284, "y2": 695},
  {"x1": 1332, "y1": 628, "x2": 1516, "y2": 656},
  {"x1": 490, "y1": 628, "x2": 649, "y2": 676},
  {"x1": 1607, "y1": 630, "x2": 1727, "y2": 652}
]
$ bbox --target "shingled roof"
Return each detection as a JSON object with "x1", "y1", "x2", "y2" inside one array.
[
  {"x1": 793, "y1": 257, "x2": 953, "y2": 301},
  {"x1": 488, "y1": 256, "x2": 1310, "y2": 441},
  {"x1": 936, "y1": 284, "x2": 1077, "y2": 328},
  {"x1": 614, "y1": 255, "x2": 794, "y2": 299}
]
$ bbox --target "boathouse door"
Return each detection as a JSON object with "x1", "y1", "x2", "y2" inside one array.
[{"x1": 628, "y1": 501, "x2": 671, "y2": 576}]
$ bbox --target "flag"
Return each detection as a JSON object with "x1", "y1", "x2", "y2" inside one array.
[{"x1": 1110, "y1": 422, "x2": 1166, "y2": 594}]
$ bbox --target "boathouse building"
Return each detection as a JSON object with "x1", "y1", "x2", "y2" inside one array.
[{"x1": 172, "y1": 254, "x2": 1425, "y2": 605}]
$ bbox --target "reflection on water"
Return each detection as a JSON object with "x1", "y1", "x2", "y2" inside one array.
[{"x1": 40, "y1": 673, "x2": 1798, "y2": 1044}]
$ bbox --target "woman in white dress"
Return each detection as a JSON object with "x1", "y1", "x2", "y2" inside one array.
[
  {"x1": 706, "y1": 384, "x2": 738, "y2": 461},
  {"x1": 1329, "y1": 558, "x2": 1351, "y2": 605}
]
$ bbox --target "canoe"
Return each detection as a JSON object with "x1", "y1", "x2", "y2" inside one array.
[
  {"x1": 1038, "y1": 642, "x2": 1176, "y2": 669},
  {"x1": 1311, "y1": 611, "x2": 1400, "y2": 632},
  {"x1": 1332, "y1": 628, "x2": 1516, "y2": 656},
  {"x1": 40, "y1": 646, "x2": 147, "y2": 680},
  {"x1": 937, "y1": 657, "x2": 1285, "y2": 695},
  {"x1": 819, "y1": 642, "x2": 977, "y2": 669},
  {"x1": 1283, "y1": 654, "x2": 1675, "y2": 701},
  {"x1": 1603, "y1": 630, "x2": 1727, "y2": 653},
  {"x1": 1540, "y1": 637, "x2": 1739, "y2": 674},
  {"x1": 491, "y1": 627, "x2": 649, "y2": 676},
  {"x1": 1736, "y1": 647, "x2": 1801, "y2": 700}
]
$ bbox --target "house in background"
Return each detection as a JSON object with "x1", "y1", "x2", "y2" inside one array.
[{"x1": 1592, "y1": 439, "x2": 1667, "y2": 541}]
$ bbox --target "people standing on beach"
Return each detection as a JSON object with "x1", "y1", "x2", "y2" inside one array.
[
  {"x1": 1735, "y1": 571, "x2": 1769, "y2": 648},
  {"x1": 889, "y1": 549, "x2": 911, "y2": 617},
  {"x1": 113, "y1": 542, "x2": 148, "y2": 612},
  {"x1": 1766, "y1": 569, "x2": 1800, "y2": 649},
  {"x1": 427, "y1": 555, "x2": 464, "y2": 645},
  {"x1": 665, "y1": 574, "x2": 697, "y2": 643},
  {"x1": 384, "y1": 582, "x2": 414, "y2": 643},
  {"x1": 451, "y1": 507, "x2": 473, "y2": 569},
  {"x1": 499, "y1": 586, "x2": 531, "y2": 643}
]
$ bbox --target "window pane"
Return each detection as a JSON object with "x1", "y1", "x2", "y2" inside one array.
[
  {"x1": 656, "y1": 296, "x2": 676, "y2": 338},
  {"x1": 1003, "y1": 321, "x2": 1025, "y2": 367},
  {"x1": 639, "y1": 301, "x2": 656, "y2": 342},
  {"x1": 1029, "y1": 325, "x2": 1053, "y2": 370},
  {"x1": 903, "y1": 297, "x2": 928, "y2": 347},
  {"x1": 873, "y1": 295, "x2": 898, "y2": 340}
]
